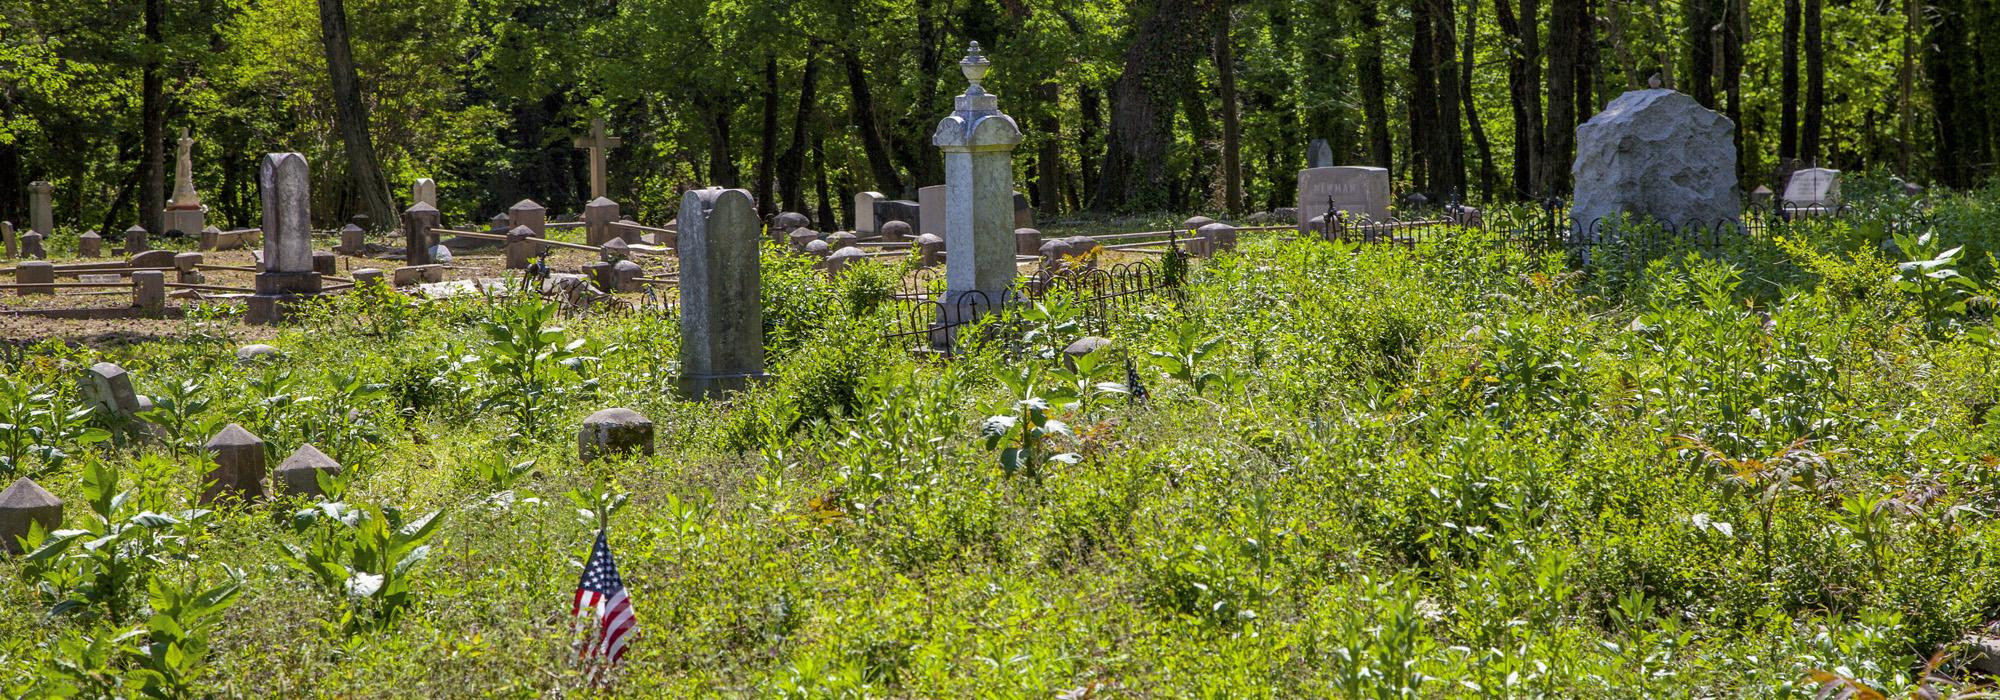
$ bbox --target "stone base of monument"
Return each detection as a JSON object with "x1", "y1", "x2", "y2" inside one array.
[
  {"x1": 676, "y1": 372, "x2": 771, "y2": 401},
  {"x1": 929, "y1": 292, "x2": 1020, "y2": 351},
  {"x1": 246, "y1": 271, "x2": 323, "y2": 325},
  {"x1": 163, "y1": 207, "x2": 206, "y2": 238}
]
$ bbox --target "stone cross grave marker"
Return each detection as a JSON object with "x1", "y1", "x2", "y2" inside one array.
[{"x1": 573, "y1": 118, "x2": 622, "y2": 200}]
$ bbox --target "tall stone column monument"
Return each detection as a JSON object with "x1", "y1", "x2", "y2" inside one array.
[
  {"x1": 676, "y1": 188, "x2": 766, "y2": 398},
  {"x1": 248, "y1": 153, "x2": 321, "y2": 324},
  {"x1": 27, "y1": 180, "x2": 53, "y2": 236},
  {"x1": 931, "y1": 42, "x2": 1023, "y2": 333}
]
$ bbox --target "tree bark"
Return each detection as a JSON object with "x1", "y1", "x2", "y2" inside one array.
[
  {"x1": 1494, "y1": 0, "x2": 1542, "y2": 198},
  {"x1": 708, "y1": 102, "x2": 738, "y2": 188},
  {"x1": 842, "y1": 50, "x2": 904, "y2": 196},
  {"x1": 141, "y1": 0, "x2": 166, "y2": 235},
  {"x1": 1801, "y1": 0, "x2": 1825, "y2": 166},
  {"x1": 1463, "y1": 0, "x2": 1498, "y2": 201},
  {"x1": 1216, "y1": 8, "x2": 1244, "y2": 216},
  {"x1": 1079, "y1": 85, "x2": 1101, "y2": 206},
  {"x1": 1033, "y1": 83, "x2": 1063, "y2": 216},
  {"x1": 812, "y1": 134, "x2": 834, "y2": 230},
  {"x1": 754, "y1": 56, "x2": 780, "y2": 217},
  {"x1": 1724, "y1": 0, "x2": 1747, "y2": 181},
  {"x1": 1545, "y1": 0, "x2": 1582, "y2": 194},
  {"x1": 779, "y1": 46, "x2": 821, "y2": 216},
  {"x1": 1094, "y1": 0, "x2": 1219, "y2": 211},
  {"x1": 317, "y1": 0, "x2": 397, "y2": 228},
  {"x1": 1685, "y1": 0, "x2": 1716, "y2": 107},
  {"x1": 1356, "y1": 0, "x2": 1394, "y2": 171},
  {"x1": 0, "y1": 86, "x2": 18, "y2": 225},
  {"x1": 1898, "y1": 0, "x2": 1915, "y2": 175},
  {"x1": 1780, "y1": 0, "x2": 1801, "y2": 166}
]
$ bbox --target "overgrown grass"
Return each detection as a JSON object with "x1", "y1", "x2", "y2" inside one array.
[{"x1": 10, "y1": 183, "x2": 2000, "y2": 696}]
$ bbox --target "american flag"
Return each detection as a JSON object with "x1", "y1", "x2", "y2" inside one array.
[{"x1": 573, "y1": 530, "x2": 637, "y2": 666}]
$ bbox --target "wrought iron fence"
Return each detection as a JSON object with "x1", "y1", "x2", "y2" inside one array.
[{"x1": 882, "y1": 257, "x2": 1179, "y2": 353}]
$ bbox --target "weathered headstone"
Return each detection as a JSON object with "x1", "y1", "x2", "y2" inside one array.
[
  {"x1": 402, "y1": 203, "x2": 440, "y2": 265},
  {"x1": 874, "y1": 200, "x2": 921, "y2": 234},
  {"x1": 163, "y1": 129, "x2": 206, "y2": 237},
  {"x1": 275, "y1": 444, "x2": 342, "y2": 499},
  {"x1": 508, "y1": 199, "x2": 547, "y2": 238},
  {"x1": 174, "y1": 252, "x2": 204, "y2": 284},
  {"x1": 854, "y1": 192, "x2": 886, "y2": 234},
  {"x1": 610, "y1": 260, "x2": 642, "y2": 292},
  {"x1": 133, "y1": 270, "x2": 165, "y2": 312},
  {"x1": 825, "y1": 231, "x2": 858, "y2": 251},
  {"x1": 1013, "y1": 191, "x2": 1034, "y2": 229},
  {"x1": 78, "y1": 230, "x2": 101, "y2": 258},
  {"x1": 505, "y1": 226, "x2": 536, "y2": 270},
  {"x1": 918, "y1": 185, "x2": 946, "y2": 237},
  {"x1": 1062, "y1": 336, "x2": 1112, "y2": 370},
  {"x1": 123, "y1": 224, "x2": 149, "y2": 255},
  {"x1": 27, "y1": 180, "x2": 53, "y2": 236},
  {"x1": 0, "y1": 478, "x2": 62, "y2": 555},
  {"x1": 1307, "y1": 138, "x2": 1334, "y2": 168},
  {"x1": 585, "y1": 197, "x2": 623, "y2": 246},
  {"x1": 678, "y1": 188, "x2": 767, "y2": 398},
  {"x1": 248, "y1": 153, "x2": 322, "y2": 325},
  {"x1": 933, "y1": 42, "x2": 1024, "y2": 335},
  {"x1": 19, "y1": 233, "x2": 44, "y2": 261},
  {"x1": 15, "y1": 260, "x2": 51, "y2": 293},
  {"x1": 578, "y1": 408, "x2": 654, "y2": 462},
  {"x1": 1198, "y1": 222, "x2": 1238, "y2": 255},
  {"x1": 411, "y1": 178, "x2": 438, "y2": 208},
  {"x1": 1296, "y1": 166, "x2": 1392, "y2": 230},
  {"x1": 915, "y1": 233, "x2": 945, "y2": 268},
  {"x1": 82, "y1": 362, "x2": 145, "y2": 420},
  {"x1": 1570, "y1": 89, "x2": 1741, "y2": 231},
  {"x1": 1014, "y1": 228, "x2": 1042, "y2": 257},
  {"x1": 2, "y1": 221, "x2": 13, "y2": 257},
  {"x1": 788, "y1": 228, "x2": 820, "y2": 252},
  {"x1": 1781, "y1": 167, "x2": 1841, "y2": 212},
  {"x1": 338, "y1": 224, "x2": 364, "y2": 256},
  {"x1": 879, "y1": 220, "x2": 913, "y2": 243},
  {"x1": 572, "y1": 118, "x2": 622, "y2": 200},
  {"x1": 201, "y1": 424, "x2": 268, "y2": 504},
  {"x1": 351, "y1": 268, "x2": 383, "y2": 287}
]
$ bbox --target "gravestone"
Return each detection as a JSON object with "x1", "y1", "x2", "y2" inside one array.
[
  {"x1": 824, "y1": 246, "x2": 867, "y2": 274},
  {"x1": 19, "y1": 233, "x2": 44, "y2": 261},
  {"x1": 82, "y1": 362, "x2": 145, "y2": 420},
  {"x1": 27, "y1": 180, "x2": 52, "y2": 236},
  {"x1": 0, "y1": 478, "x2": 62, "y2": 555},
  {"x1": 201, "y1": 424, "x2": 268, "y2": 504},
  {"x1": 275, "y1": 444, "x2": 342, "y2": 499},
  {"x1": 879, "y1": 220, "x2": 913, "y2": 243},
  {"x1": 572, "y1": 118, "x2": 622, "y2": 200},
  {"x1": 1014, "y1": 227, "x2": 1042, "y2": 257},
  {"x1": 248, "y1": 153, "x2": 321, "y2": 325},
  {"x1": 578, "y1": 408, "x2": 653, "y2": 462},
  {"x1": 610, "y1": 260, "x2": 642, "y2": 292},
  {"x1": 235, "y1": 344, "x2": 281, "y2": 364},
  {"x1": 932, "y1": 42, "x2": 1024, "y2": 336},
  {"x1": 174, "y1": 253, "x2": 204, "y2": 284},
  {"x1": 15, "y1": 260, "x2": 51, "y2": 293},
  {"x1": 677, "y1": 188, "x2": 767, "y2": 398},
  {"x1": 1751, "y1": 185, "x2": 1774, "y2": 207},
  {"x1": 918, "y1": 185, "x2": 946, "y2": 237},
  {"x1": 402, "y1": 203, "x2": 440, "y2": 265},
  {"x1": 411, "y1": 178, "x2": 438, "y2": 208},
  {"x1": 1198, "y1": 222, "x2": 1238, "y2": 254},
  {"x1": 505, "y1": 226, "x2": 536, "y2": 270},
  {"x1": 133, "y1": 271, "x2": 165, "y2": 312},
  {"x1": 1296, "y1": 167, "x2": 1392, "y2": 230},
  {"x1": 339, "y1": 224, "x2": 365, "y2": 256},
  {"x1": 1062, "y1": 336, "x2": 1112, "y2": 370},
  {"x1": 854, "y1": 192, "x2": 886, "y2": 234},
  {"x1": 508, "y1": 199, "x2": 547, "y2": 237},
  {"x1": 1013, "y1": 192, "x2": 1034, "y2": 229},
  {"x1": 123, "y1": 225, "x2": 149, "y2": 255},
  {"x1": 825, "y1": 231, "x2": 858, "y2": 251},
  {"x1": 1570, "y1": 89, "x2": 1740, "y2": 231},
  {"x1": 163, "y1": 129, "x2": 206, "y2": 237},
  {"x1": 874, "y1": 200, "x2": 921, "y2": 234},
  {"x1": 78, "y1": 230, "x2": 101, "y2": 258},
  {"x1": 915, "y1": 233, "x2": 945, "y2": 268},
  {"x1": 1781, "y1": 167, "x2": 1841, "y2": 212},
  {"x1": 584, "y1": 197, "x2": 623, "y2": 246},
  {"x1": 1307, "y1": 138, "x2": 1334, "y2": 168},
  {"x1": 2, "y1": 221, "x2": 13, "y2": 257}
]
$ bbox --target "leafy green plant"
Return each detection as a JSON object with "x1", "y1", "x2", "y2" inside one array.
[
  {"x1": 1891, "y1": 229, "x2": 1981, "y2": 326},
  {"x1": 21, "y1": 458, "x2": 211, "y2": 625},
  {"x1": 1147, "y1": 321, "x2": 1223, "y2": 397},
  {"x1": 137, "y1": 378, "x2": 218, "y2": 458},
  {"x1": 980, "y1": 365, "x2": 1079, "y2": 479},
  {"x1": 0, "y1": 380, "x2": 108, "y2": 479},
  {"x1": 279, "y1": 502, "x2": 446, "y2": 634},
  {"x1": 473, "y1": 298, "x2": 590, "y2": 437}
]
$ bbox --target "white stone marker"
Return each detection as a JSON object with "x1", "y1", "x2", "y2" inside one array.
[
  {"x1": 1781, "y1": 167, "x2": 1841, "y2": 212},
  {"x1": 1570, "y1": 88, "x2": 1740, "y2": 232},
  {"x1": 918, "y1": 185, "x2": 946, "y2": 237},
  {"x1": 931, "y1": 41, "x2": 1023, "y2": 334},
  {"x1": 163, "y1": 129, "x2": 206, "y2": 237},
  {"x1": 1296, "y1": 166, "x2": 1391, "y2": 231},
  {"x1": 411, "y1": 178, "x2": 438, "y2": 208},
  {"x1": 248, "y1": 153, "x2": 320, "y2": 324},
  {"x1": 853, "y1": 191, "x2": 886, "y2": 235}
]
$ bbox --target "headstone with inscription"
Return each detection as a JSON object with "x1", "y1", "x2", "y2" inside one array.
[{"x1": 1295, "y1": 166, "x2": 1392, "y2": 230}]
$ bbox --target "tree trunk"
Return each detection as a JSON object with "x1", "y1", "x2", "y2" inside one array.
[
  {"x1": 1780, "y1": 0, "x2": 1801, "y2": 166},
  {"x1": 1724, "y1": 0, "x2": 1747, "y2": 181},
  {"x1": 1898, "y1": 0, "x2": 1915, "y2": 175},
  {"x1": 1545, "y1": 0, "x2": 1581, "y2": 195},
  {"x1": 1216, "y1": 8, "x2": 1244, "y2": 216},
  {"x1": 1801, "y1": 0, "x2": 1825, "y2": 166},
  {"x1": 1357, "y1": 0, "x2": 1394, "y2": 170},
  {"x1": 1094, "y1": 0, "x2": 1219, "y2": 211},
  {"x1": 1463, "y1": 0, "x2": 1498, "y2": 201},
  {"x1": 779, "y1": 46, "x2": 821, "y2": 216},
  {"x1": 1033, "y1": 83, "x2": 1063, "y2": 216},
  {"x1": 709, "y1": 103, "x2": 738, "y2": 188},
  {"x1": 318, "y1": 0, "x2": 397, "y2": 228},
  {"x1": 1079, "y1": 85, "x2": 1101, "y2": 206},
  {"x1": 1494, "y1": 0, "x2": 1542, "y2": 198},
  {"x1": 0, "y1": 86, "x2": 18, "y2": 224},
  {"x1": 842, "y1": 50, "x2": 904, "y2": 195},
  {"x1": 1685, "y1": 0, "x2": 1716, "y2": 107},
  {"x1": 141, "y1": 0, "x2": 167, "y2": 235},
  {"x1": 1410, "y1": 0, "x2": 1465, "y2": 199},
  {"x1": 812, "y1": 134, "x2": 834, "y2": 230},
  {"x1": 754, "y1": 56, "x2": 779, "y2": 217}
]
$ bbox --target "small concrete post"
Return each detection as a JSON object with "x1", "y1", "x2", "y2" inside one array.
[
  {"x1": 16, "y1": 261, "x2": 53, "y2": 295},
  {"x1": 132, "y1": 270, "x2": 165, "y2": 312}
]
